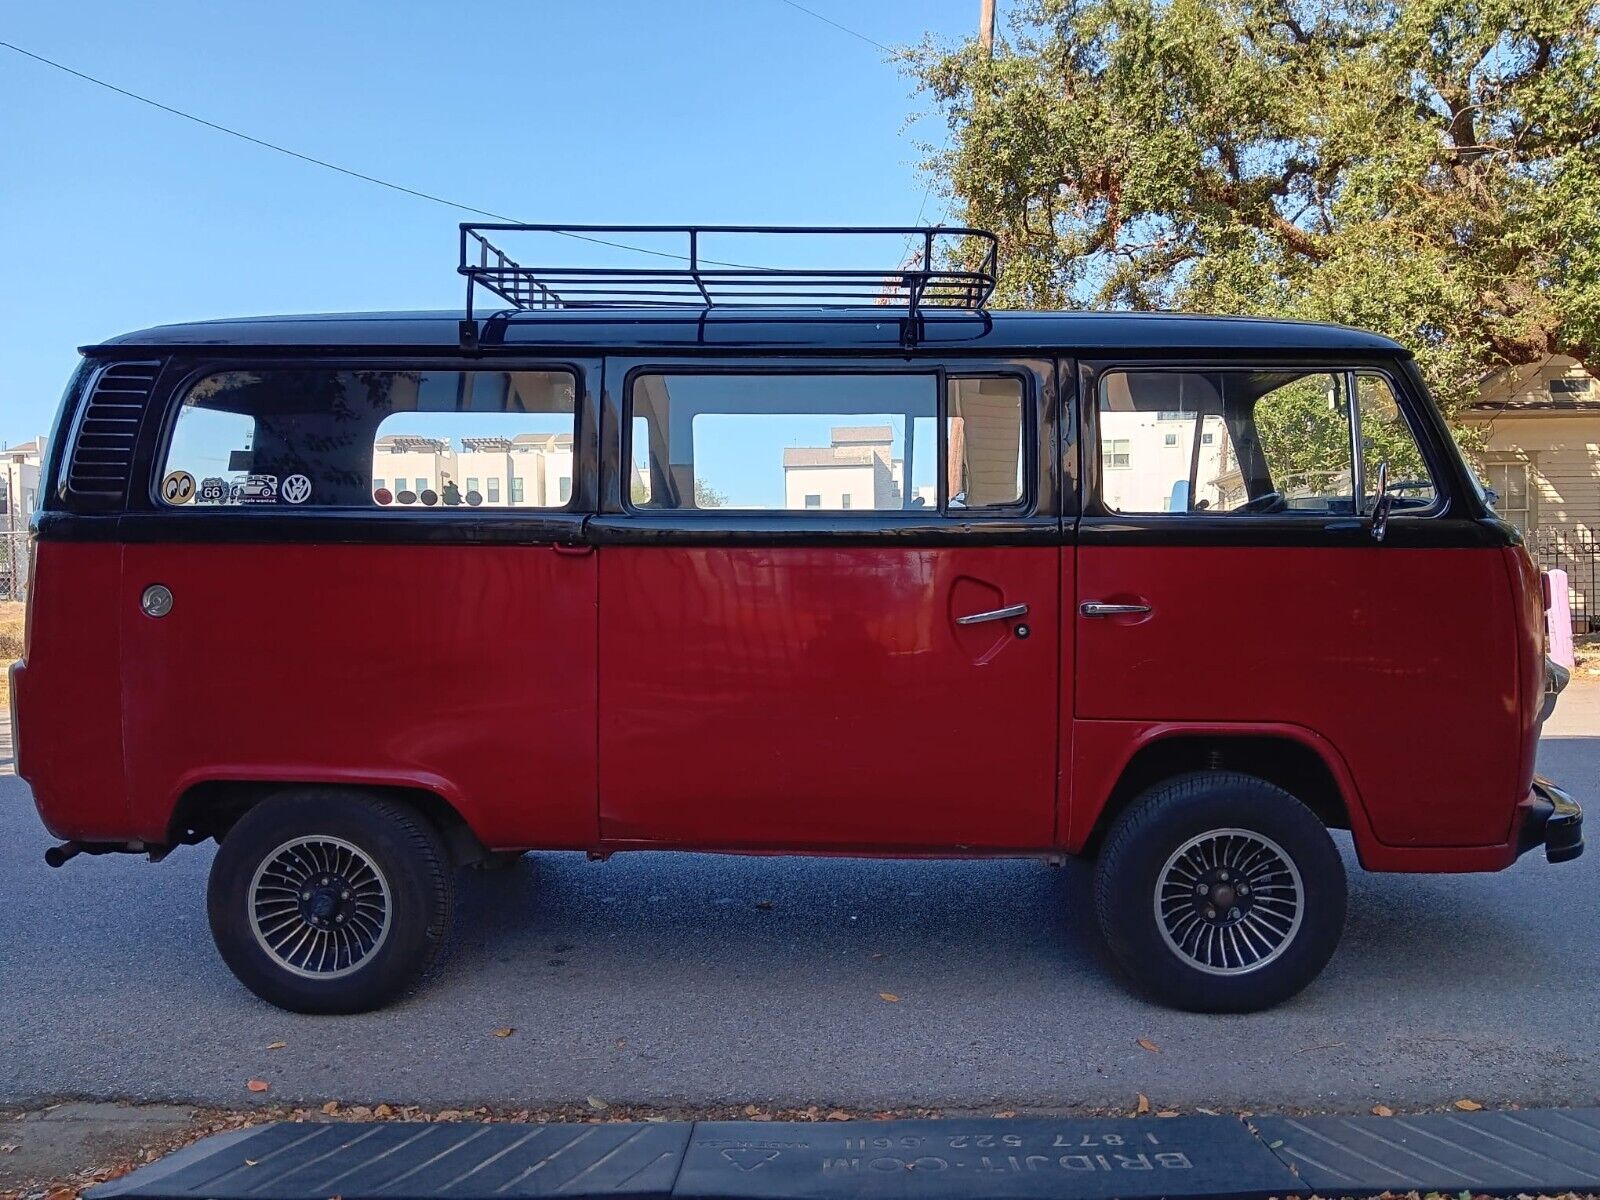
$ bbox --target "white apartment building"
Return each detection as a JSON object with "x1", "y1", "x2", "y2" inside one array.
[
  {"x1": 372, "y1": 432, "x2": 573, "y2": 507},
  {"x1": 782, "y1": 425, "x2": 902, "y2": 510}
]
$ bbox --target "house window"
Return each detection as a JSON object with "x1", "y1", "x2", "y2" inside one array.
[
  {"x1": 466, "y1": 477, "x2": 479, "y2": 494},
  {"x1": 1483, "y1": 461, "x2": 1532, "y2": 530},
  {"x1": 1551, "y1": 378, "x2": 1592, "y2": 395},
  {"x1": 1107, "y1": 439, "x2": 1132, "y2": 469},
  {"x1": 487, "y1": 478, "x2": 501, "y2": 503},
  {"x1": 1201, "y1": 432, "x2": 1214, "y2": 445},
  {"x1": 804, "y1": 494, "x2": 822, "y2": 508},
  {"x1": 841, "y1": 494, "x2": 852, "y2": 509},
  {"x1": 1164, "y1": 432, "x2": 1179, "y2": 447},
  {"x1": 559, "y1": 476, "x2": 572, "y2": 503},
  {"x1": 373, "y1": 478, "x2": 385, "y2": 491},
  {"x1": 415, "y1": 478, "x2": 427, "y2": 494},
  {"x1": 510, "y1": 478, "x2": 524, "y2": 503}
]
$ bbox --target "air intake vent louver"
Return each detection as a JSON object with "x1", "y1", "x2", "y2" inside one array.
[{"x1": 67, "y1": 360, "x2": 160, "y2": 501}]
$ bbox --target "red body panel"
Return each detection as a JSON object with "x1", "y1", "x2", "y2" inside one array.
[
  {"x1": 14, "y1": 543, "x2": 128, "y2": 840},
  {"x1": 596, "y1": 546, "x2": 1062, "y2": 851},
  {"x1": 111, "y1": 542, "x2": 598, "y2": 847},
  {"x1": 1072, "y1": 544, "x2": 1521, "y2": 848}
]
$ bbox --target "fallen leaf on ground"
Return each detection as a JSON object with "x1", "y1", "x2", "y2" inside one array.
[
  {"x1": 1372, "y1": 1104, "x2": 1394, "y2": 1117},
  {"x1": 615, "y1": 1038, "x2": 627, "y2": 1049},
  {"x1": 321, "y1": 1101, "x2": 339, "y2": 1115},
  {"x1": 587, "y1": 1096, "x2": 610, "y2": 1111},
  {"x1": 493, "y1": 1028, "x2": 515, "y2": 1038},
  {"x1": 246, "y1": 1079, "x2": 270, "y2": 1093},
  {"x1": 1454, "y1": 1099, "x2": 1484, "y2": 1111},
  {"x1": 993, "y1": 1111, "x2": 1016, "y2": 1119},
  {"x1": 879, "y1": 992, "x2": 900, "y2": 1003},
  {"x1": 1196, "y1": 1107, "x2": 1219, "y2": 1116},
  {"x1": 374, "y1": 1104, "x2": 393, "y2": 1118},
  {"x1": 744, "y1": 1105, "x2": 762, "y2": 1116},
  {"x1": 1157, "y1": 1111, "x2": 1180, "y2": 1118},
  {"x1": 1137, "y1": 1037, "x2": 1161, "y2": 1053},
  {"x1": 433, "y1": 1110, "x2": 459, "y2": 1120},
  {"x1": 826, "y1": 1110, "x2": 851, "y2": 1121},
  {"x1": 265, "y1": 1041, "x2": 287, "y2": 1051},
  {"x1": 1136, "y1": 1093, "x2": 1151, "y2": 1114}
]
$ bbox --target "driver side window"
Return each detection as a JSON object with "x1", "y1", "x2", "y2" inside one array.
[{"x1": 1096, "y1": 368, "x2": 1433, "y2": 517}]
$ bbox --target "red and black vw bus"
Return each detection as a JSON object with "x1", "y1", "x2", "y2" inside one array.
[{"x1": 11, "y1": 226, "x2": 1582, "y2": 1014}]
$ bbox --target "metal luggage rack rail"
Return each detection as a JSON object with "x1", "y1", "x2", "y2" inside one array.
[{"x1": 457, "y1": 224, "x2": 999, "y2": 347}]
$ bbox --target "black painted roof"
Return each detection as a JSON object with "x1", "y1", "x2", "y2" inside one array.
[{"x1": 87, "y1": 308, "x2": 1407, "y2": 355}]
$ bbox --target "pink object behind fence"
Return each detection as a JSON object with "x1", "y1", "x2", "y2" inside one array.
[{"x1": 1548, "y1": 567, "x2": 1575, "y2": 669}]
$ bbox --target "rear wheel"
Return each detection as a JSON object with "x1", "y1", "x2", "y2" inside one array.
[
  {"x1": 1093, "y1": 771, "x2": 1345, "y2": 1012},
  {"x1": 207, "y1": 788, "x2": 455, "y2": 1013}
]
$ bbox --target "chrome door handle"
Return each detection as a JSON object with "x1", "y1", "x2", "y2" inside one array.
[
  {"x1": 955, "y1": 602, "x2": 1029, "y2": 626},
  {"x1": 1080, "y1": 601, "x2": 1152, "y2": 617}
]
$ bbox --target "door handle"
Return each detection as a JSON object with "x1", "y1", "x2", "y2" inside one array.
[
  {"x1": 955, "y1": 602, "x2": 1029, "y2": 626},
  {"x1": 1080, "y1": 601, "x2": 1152, "y2": 618}
]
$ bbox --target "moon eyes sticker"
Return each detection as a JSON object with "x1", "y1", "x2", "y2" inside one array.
[
  {"x1": 161, "y1": 471, "x2": 196, "y2": 504},
  {"x1": 280, "y1": 474, "x2": 312, "y2": 505}
]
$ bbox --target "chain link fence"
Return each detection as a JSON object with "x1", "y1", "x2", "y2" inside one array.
[{"x1": 0, "y1": 529, "x2": 29, "y2": 604}]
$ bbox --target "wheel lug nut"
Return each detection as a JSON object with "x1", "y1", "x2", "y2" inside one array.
[
  {"x1": 1229, "y1": 906, "x2": 1241, "y2": 919},
  {"x1": 301, "y1": 891, "x2": 311, "y2": 900},
  {"x1": 1238, "y1": 885, "x2": 1250, "y2": 896},
  {"x1": 1196, "y1": 883, "x2": 1208, "y2": 895},
  {"x1": 340, "y1": 890, "x2": 350, "y2": 900},
  {"x1": 1219, "y1": 870, "x2": 1229, "y2": 881},
  {"x1": 1205, "y1": 907, "x2": 1217, "y2": 919}
]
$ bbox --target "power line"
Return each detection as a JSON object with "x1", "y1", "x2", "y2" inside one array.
[
  {"x1": 0, "y1": 38, "x2": 764, "y2": 265},
  {"x1": 769, "y1": 0, "x2": 894, "y2": 53}
]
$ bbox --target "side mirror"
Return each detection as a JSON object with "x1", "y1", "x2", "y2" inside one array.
[{"x1": 1371, "y1": 460, "x2": 1394, "y2": 543}]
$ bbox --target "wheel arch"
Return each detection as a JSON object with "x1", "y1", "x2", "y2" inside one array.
[
  {"x1": 167, "y1": 777, "x2": 491, "y2": 866},
  {"x1": 1075, "y1": 725, "x2": 1368, "y2": 857}
]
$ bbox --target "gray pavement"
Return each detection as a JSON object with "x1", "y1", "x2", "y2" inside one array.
[{"x1": 2, "y1": 690, "x2": 1598, "y2": 1114}]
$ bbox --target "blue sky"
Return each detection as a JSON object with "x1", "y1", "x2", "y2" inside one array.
[{"x1": 0, "y1": 0, "x2": 982, "y2": 448}]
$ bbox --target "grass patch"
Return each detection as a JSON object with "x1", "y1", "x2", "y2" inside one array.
[{"x1": 0, "y1": 602, "x2": 23, "y2": 712}]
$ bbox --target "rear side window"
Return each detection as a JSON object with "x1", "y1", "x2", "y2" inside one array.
[
  {"x1": 628, "y1": 371, "x2": 1026, "y2": 513},
  {"x1": 159, "y1": 369, "x2": 576, "y2": 508},
  {"x1": 1096, "y1": 368, "x2": 1435, "y2": 516}
]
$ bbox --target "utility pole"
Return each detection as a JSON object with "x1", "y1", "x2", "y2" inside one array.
[{"x1": 980, "y1": 0, "x2": 996, "y2": 56}]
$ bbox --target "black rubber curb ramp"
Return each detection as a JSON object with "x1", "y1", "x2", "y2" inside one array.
[{"x1": 87, "y1": 1108, "x2": 1600, "y2": 1200}]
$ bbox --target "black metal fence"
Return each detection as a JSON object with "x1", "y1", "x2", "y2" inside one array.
[{"x1": 1527, "y1": 525, "x2": 1600, "y2": 630}]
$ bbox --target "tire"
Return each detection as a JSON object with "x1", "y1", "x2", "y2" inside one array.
[
  {"x1": 1093, "y1": 770, "x2": 1345, "y2": 1013},
  {"x1": 207, "y1": 788, "x2": 455, "y2": 1014}
]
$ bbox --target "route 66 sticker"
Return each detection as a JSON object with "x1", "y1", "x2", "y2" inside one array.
[
  {"x1": 161, "y1": 470, "x2": 196, "y2": 504},
  {"x1": 280, "y1": 474, "x2": 312, "y2": 504}
]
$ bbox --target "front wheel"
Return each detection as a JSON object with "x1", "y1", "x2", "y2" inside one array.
[
  {"x1": 207, "y1": 789, "x2": 455, "y2": 1013},
  {"x1": 1094, "y1": 771, "x2": 1346, "y2": 1012}
]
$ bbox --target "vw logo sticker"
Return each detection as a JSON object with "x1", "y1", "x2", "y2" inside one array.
[{"x1": 281, "y1": 474, "x2": 313, "y2": 505}]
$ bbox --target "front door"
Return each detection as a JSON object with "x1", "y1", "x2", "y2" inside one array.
[
  {"x1": 595, "y1": 358, "x2": 1065, "y2": 852},
  {"x1": 1072, "y1": 361, "x2": 1522, "y2": 849}
]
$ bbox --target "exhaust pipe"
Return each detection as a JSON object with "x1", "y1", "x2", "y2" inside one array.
[
  {"x1": 43, "y1": 840, "x2": 146, "y2": 867},
  {"x1": 44, "y1": 841, "x2": 83, "y2": 867}
]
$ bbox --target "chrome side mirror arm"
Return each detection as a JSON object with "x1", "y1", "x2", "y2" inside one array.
[{"x1": 1370, "y1": 460, "x2": 1394, "y2": 543}]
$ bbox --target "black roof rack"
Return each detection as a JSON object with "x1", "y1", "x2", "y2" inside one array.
[{"x1": 456, "y1": 224, "x2": 999, "y2": 349}]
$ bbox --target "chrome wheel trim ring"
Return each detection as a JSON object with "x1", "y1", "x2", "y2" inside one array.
[
  {"x1": 1153, "y1": 827, "x2": 1304, "y2": 976},
  {"x1": 247, "y1": 835, "x2": 392, "y2": 979}
]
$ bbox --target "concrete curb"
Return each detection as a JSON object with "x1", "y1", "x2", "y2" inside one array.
[{"x1": 86, "y1": 1108, "x2": 1600, "y2": 1200}]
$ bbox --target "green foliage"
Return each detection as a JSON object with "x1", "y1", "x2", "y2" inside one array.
[{"x1": 907, "y1": 0, "x2": 1600, "y2": 419}]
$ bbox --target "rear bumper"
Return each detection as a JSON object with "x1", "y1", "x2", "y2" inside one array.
[{"x1": 1517, "y1": 775, "x2": 1584, "y2": 863}]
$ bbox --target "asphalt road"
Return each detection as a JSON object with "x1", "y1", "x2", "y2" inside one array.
[{"x1": 3, "y1": 691, "x2": 1599, "y2": 1114}]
